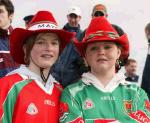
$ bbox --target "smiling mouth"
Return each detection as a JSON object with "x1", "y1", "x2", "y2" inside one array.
[
  {"x1": 41, "y1": 54, "x2": 53, "y2": 58},
  {"x1": 97, "y1": 59, "x2": 107, "y2": 62}
]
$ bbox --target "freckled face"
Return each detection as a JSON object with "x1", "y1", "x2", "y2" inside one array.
[{"x1": 85, "y1": 42, "x2": 121, "y2": 73}]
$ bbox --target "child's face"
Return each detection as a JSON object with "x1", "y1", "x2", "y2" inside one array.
[
  {"x1": 85, "y1": 41, "x2": 121, "y2": 73},
  {"x1": 29, "y1": 33, "x2": 60, "y2": 69}
]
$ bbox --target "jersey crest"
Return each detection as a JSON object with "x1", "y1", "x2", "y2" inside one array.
[
  {"x1": 124, "y1": 100, "x2": 132, "y2": 113},
  {"x1": 26, "y1": 103, "x2": 38, "y2": 115},
  {"x1": 83, "y1": 98, "x2": 94, "y2": 110}
]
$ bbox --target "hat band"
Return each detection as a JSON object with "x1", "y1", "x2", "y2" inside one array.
[
  {"x1": 28, "y1": 22, "x2": 58, "y2": 30},
  {"x1": 86, "y1": 31, "x2": 119, "y2": 42}
]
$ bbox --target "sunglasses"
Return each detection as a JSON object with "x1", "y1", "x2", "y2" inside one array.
[{"x1": 94, "y1": 11, "x2": 105, "y2": 17}]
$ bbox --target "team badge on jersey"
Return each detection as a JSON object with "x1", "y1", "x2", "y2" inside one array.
[
  {"x1": 26, "y1": 103, "x2": 38, "y2": 115},
  {"x1": 145, "y1": 100, "x2": 150, "y2": 112},
  {"x1": 83, "y1": 98, "x2": 94, "y2": 110},
  {"x1": 124, "y1": 100, "x2": 132, "y2": 113}
]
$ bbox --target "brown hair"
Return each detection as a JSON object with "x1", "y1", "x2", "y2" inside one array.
[
  {"x1": 0, "y1": 0, "x2": 14, "y2": 16},
  {"x1": 23, "y1": 34, "x2": 37, "y2": 65},
  {"x1": 92, "y1": 4, "x2": 107, "y2": 17},
  {"x1": 125, "y1": 58, "x2": 137, "y2": 66},
  {"x1": 145, "y1": 23, "x2": 150, "y2": 33}
]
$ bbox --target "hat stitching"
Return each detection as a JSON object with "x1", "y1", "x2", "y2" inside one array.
[{"x1": 86, "y1": 31, "x2": 119, "y2": 42}]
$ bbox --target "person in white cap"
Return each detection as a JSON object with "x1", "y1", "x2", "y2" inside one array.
[
  {"x1": 66, "y1": 6, "x2": 81, "y2": 28},
  {"x1": 52, "y1": 6, "x2": 83, "y2": 87}
]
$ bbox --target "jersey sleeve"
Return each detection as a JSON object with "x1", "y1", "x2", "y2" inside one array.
[
  {"x1": 137, "y1": 88, "x2": 150, "y2": 115},
  {"x1": 129, "y1": 87, "x2": 150, "y2": 123},
  {"x1": 59, "y1": 88, "x2": 85, "y2": 123},
  {"x1": 0, "y1": 77, "x2": 14, "y2": 123},
  {"x1": 0, "y1": 74, "x2": 23, "y2": 123}
]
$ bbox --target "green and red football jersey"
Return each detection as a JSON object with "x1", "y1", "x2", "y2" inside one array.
[
  {"x1": 0, "y1": 73, "x2": 62, "y2": 123},
  {"x1": 60, "y1": 77, "x2": 150, "y2": 123}
]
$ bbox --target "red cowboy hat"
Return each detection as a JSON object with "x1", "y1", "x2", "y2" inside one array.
[
  {"x1": 74, "y1": 16, "x2": 129, "y2": 60},
  {"x1": 10, "y1": 11, "x2": 75, "y2": 64}
]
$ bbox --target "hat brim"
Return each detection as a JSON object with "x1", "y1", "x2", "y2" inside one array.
[
  {"x1": 10, "y1": 28, "x2": 75, "y2": 64},
  {"x1": 74, "y1": 33, "x2": 129, "y2": 59}
]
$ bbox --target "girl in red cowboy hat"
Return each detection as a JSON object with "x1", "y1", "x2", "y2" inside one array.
[
  {"x1": 60, "y1": 17, "x2": 150, "y2": 123},
  {"x1": 0, "y1": 11, "x2": 74, "y2": 123}
]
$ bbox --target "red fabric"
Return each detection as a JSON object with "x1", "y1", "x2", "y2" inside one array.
[
  {"x1": 0, "y1": 53, "x2": 19, "y2": 69},
  {"x1": 74, "y1": 16, "x2": 129, "y2": 60},
  {"x1": 12, "y1": 81, "x2": 62, "y2": 123},
  {"x1": 145, "y1": 100, "x2": 150, "y2": 112},
  {"x1": 129, "y1": 110, "x2": 150, "y2": 123},
  {"x1": 0, "y1": 74, "x2": 23, "y2": 119},
  {"x1": 60, "y1": 102, "x2": 69, "y2": 117},
  {"x1": 94, "y1": 119, "x2": 116, "y2": 123},
  {"x1": 69, "y1": 117, "x2": 84, "y2": 123},
  {"x1": 0, "y1": 73, "x2": 63, "y2": 123}
]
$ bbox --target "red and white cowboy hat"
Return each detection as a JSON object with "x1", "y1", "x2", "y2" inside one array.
[
  {"x1": 10, "y1": 10, "x2": 75, "y2": 64},
  {"x1": 74, "y1": 16, "x2": 129, "y2": 60}
]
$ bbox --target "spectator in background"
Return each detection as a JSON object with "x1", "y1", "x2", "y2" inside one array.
[
  {"x1": 52, "y1": 6, "x2": 83, "y2": 87},
  {"x1": 124, "y1": 58, "x2": 139, "y2": 83},
  {"x1": 79, "y1": 4, "x2": 125, "y2": 41},
  {"x1": 23, "y1": 14, "x2": 34, "y2": 27},
  {"x1": 63, "y1": 6, "x2": 82, "y2": 39},
  {"x1": 92, "y1": 4, "x2": 124, "y2": 35},
  {"x1": 0, "y1": 0, "x2": 18, "y2": 78},
  {"x1": 141, "y1": 23, "x2": 150, "y2": 100}
]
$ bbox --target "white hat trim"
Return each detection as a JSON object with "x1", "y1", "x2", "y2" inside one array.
[
  {"x1": 28, "y1": 22, "x2": 58, "y2": 30},
  {"x1": 68, "y1": 6, "x2": 81, "y2": 16}
]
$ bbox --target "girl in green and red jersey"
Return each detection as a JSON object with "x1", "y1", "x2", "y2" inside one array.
[
  {"x1": 0, "y1": 11, "x2": 74, "y2": 123},
  {"x1": 60, "y1": 17, "x2": 150, "y2": 123}
]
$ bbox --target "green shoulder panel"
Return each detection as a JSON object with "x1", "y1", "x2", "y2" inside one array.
[
  {"x1": 66, "y1": 80, "x2": 86, "y2": 97},
  {"x1": 1, "y1": 79, "x2": 32, "y2": 123}
]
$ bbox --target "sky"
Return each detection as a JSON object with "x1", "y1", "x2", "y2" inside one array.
[{"x1": 12, "y1": 0, "x2": 150, "y2": 83}]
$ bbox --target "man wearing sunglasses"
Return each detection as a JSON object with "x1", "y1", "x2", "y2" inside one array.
[
  {"x1": 79, "y1": 4, "x2": 125, "y2": 42},
  {"x1": 92, "y1": 4, "x2": 124, "y2": 36}
]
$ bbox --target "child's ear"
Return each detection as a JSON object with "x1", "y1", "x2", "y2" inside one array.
[
  {"x1": 9, "y1": 13, "x2": 14, "y2": 23},
  {"x1": 23, "y1": 44, "x2": 26, "y2": 54}
]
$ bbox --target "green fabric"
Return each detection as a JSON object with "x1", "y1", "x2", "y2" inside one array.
[{"x1": 60, "y1": 80, "x2": 150, "y2": 123}]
